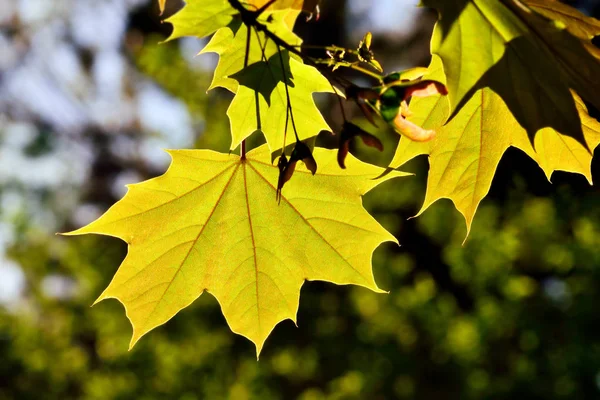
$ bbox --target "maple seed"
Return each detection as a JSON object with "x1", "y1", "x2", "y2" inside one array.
[
  {"x1": 306, "y1": 3, "x2": 321, "y2": 21},
  {"x1": 276, "y1": 153, "x2": 295, "y2": 204},
  {"x1": 338, "y1": 122, "x2": 384, "y2": 169},
  {"x1": 290, "y1": 141, "x2": 317, "y2": 175},
  {"x1": 276, "y1": 142, "x2": 317, "y2": 202}
]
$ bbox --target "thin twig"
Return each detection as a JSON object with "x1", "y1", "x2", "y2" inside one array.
[
  {"x1": 253, "y1": 28, "x2": 290, "y2": 149},
  {"x1": 277, "y1": 44, "x2": 300, "y2": 142},
  {"x1": 227, "y1": 0, "x2": 383, "y2": 85}
]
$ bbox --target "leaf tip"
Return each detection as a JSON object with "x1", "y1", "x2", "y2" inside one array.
[
  {"x1": 58, "y1": 227, "x2": 88, "y2": 237},
  {"x1": 371, "y1": 285, "x2": 388, "y2": 295},
  {"x1": 128, "y1": 338, "x2": 138, "y2": 352},
  {"x1": 128, "y1": 325, "x2": 146, "y2": 352},
  {"x1": 91, "y1": 295, "x2": 105, "y2": 308},
  {"x1": 460, "y1": 214, "x2": 474, "y2": 246},
  {"x1": 254, "y1": 341, "x2": 265, "y2": 361}
]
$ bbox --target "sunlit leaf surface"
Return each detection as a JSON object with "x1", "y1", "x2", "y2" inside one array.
[
  {"x1": 65, "y1": 145, "x2": 407, "y2": 355},
  {"x1": 391, "y1": 57, "x2": 600, "y2": 234}
]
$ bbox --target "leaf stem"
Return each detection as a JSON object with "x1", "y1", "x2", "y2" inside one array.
[
  {"x1": 241, "y1": 23, "x2": 251, "y2": 161},
  {"x1": 291, "y1": 43, "x2": 360, "y2": 56},
  {"x1": 277, "y1": 44, "x2": 300, "y2": 143},
  {"x1": 312, "y1": 59, "x2": 383, "y2": 81}
]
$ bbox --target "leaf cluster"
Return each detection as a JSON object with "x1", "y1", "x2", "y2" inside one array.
[{"x1": 66, "y1": 0, "x2": 600, "y2": 354}]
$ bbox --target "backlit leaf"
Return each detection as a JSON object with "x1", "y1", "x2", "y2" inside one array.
[
  {"x1": 509, "y1": 0, "x2": 600, "y2": 113},
  {"x1": 390, "y1": 58, "x2": 600, "y2": 235},
  {"x1": 65, "y1": 145, "x2": 408, "y2": 356},
  {"x1": 422, "y1": 0, "x2": 600, "y2": 144},
  {"x1": 192, "y1": 7, "x2": 332, "y2": 153}
]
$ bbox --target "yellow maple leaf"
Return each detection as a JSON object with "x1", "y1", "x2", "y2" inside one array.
[
  {"x1": 390, "y1": 57, "x2": 600, "y2": 237},
  {"x1": 64, "y1": 145, "x2": 408, "y2": 356}
]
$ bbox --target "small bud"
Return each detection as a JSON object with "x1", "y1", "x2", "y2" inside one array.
[
  {"x1": 276, "y1": 153, "x2": 296, "y2": 204},
  {"x1": 357, "y1": 32, "x2": 383, "y2": 72},
  {"x1": 357, "y1": 32, "x2": 374, "y2": 63}
]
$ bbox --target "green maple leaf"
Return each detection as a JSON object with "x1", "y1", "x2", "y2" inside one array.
[
  {"x1": 422, "y1": 0, "x2": 600, "y2": 143},
  {"x1": 64, "y1": 145, "x2": 407, "y2": 356},
  {"x1": 389, "y1": 56, "x2": 600, "y2": 234}
]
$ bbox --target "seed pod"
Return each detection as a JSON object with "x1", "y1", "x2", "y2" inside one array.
[
  {"x1": 276, "y1": 153, "x2": 296, "y2": 204},
  {"x1": 290, "y1": 141, "x2": 317, "y2": 175},
  {"x1": 337, "y1": 122, "x2": 383, "y2": 169}
]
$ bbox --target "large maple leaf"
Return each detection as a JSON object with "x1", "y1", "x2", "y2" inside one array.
[
  {"x1": 65, "y1": 145, "x2": 407, "y2": 356},
  {"x1": 389, "y1": 56, "x2": 600, "y2": 235}
]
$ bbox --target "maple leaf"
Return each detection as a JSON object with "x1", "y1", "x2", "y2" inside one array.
[
  {"x1": 64, "y1": 145, "x2": 408, "y2": 356},
  {"x1": 389, "y1": 56, "x2": 600, "y2": 235},
  {"x1": 172, "y1": 4, "x2": 332, "y2": 153},
  {"x1": 509, "y1": 0, "x2": 600, "y2": 114},
  {"x1": 422, "y1": 0, "x2": 600, "y2": 144}
]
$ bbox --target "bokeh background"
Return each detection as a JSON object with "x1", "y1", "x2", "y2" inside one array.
[{"x1": 1, "y1": 0, "x2": 600, "y2": 399}]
